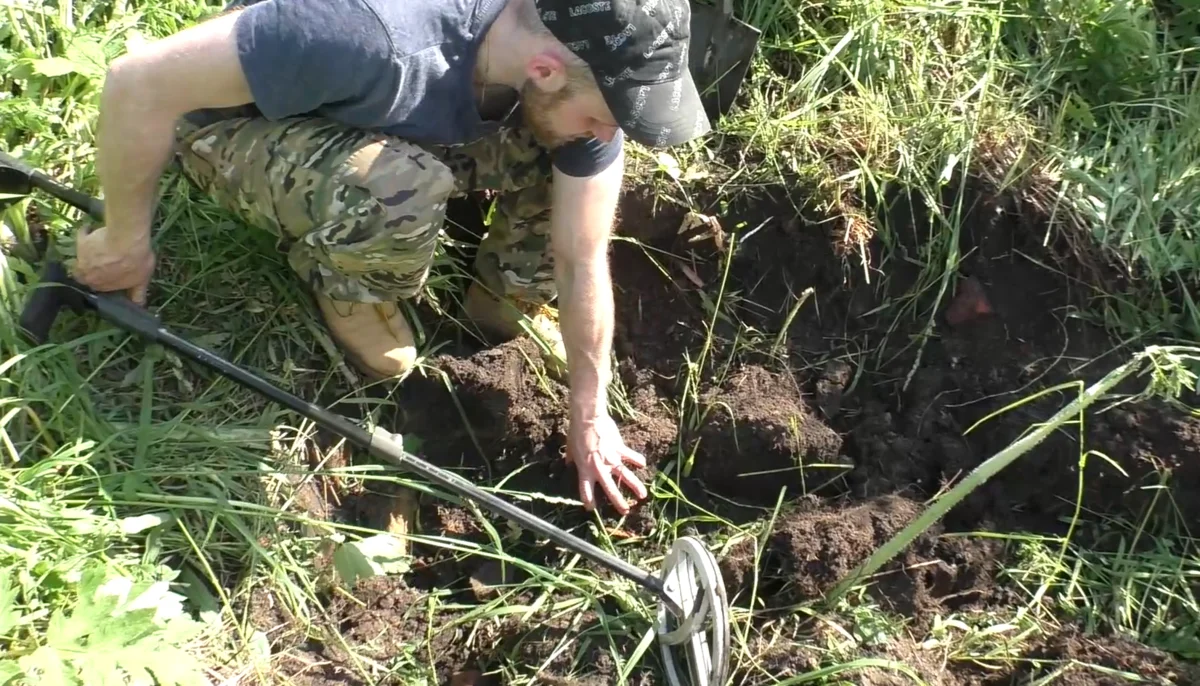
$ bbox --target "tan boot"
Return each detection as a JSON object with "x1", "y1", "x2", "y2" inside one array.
[
  {"x1": 463, "y1": 283, "x2": 567, "y2": 375},
  {"x1": 315, "y1": 294, "x2": 417, "y2": 380}
]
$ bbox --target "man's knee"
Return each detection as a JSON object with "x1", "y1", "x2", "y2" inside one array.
[
  {"x1": 346, "y1": 142, "x2": 457, "y2": 218},
  {"x1": 299, "y1": 140, "x2": 457, "y2": 300}
]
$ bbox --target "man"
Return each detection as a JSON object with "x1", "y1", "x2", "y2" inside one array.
[{"x1": 72, "y1": 0, "x2": 712, "y2": 515}]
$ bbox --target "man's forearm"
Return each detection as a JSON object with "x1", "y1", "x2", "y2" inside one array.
[
  {"x1": 549, "y1": 151, "x2": 624, "y2": 422},
  {"x1": 96, "y1": 59, "x2": 179, "y2": 238},
  {"x1": 556, "y1": 253, "x2": 613, "y2": 421}
]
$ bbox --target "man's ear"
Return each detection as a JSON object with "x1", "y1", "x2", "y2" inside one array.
[{"x1": 525, "y1": 50, "x2": 569, "y2": 93}]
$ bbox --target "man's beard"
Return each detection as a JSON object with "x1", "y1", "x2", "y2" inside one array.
[{"x1": 519, "y1": 81, "x2": 579, "y2": 149}]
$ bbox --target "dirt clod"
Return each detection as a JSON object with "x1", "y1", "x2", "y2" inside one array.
[
  {"x1": 693, "y1": 365, "x2": 845, "y2": 505},
  {"x1": 814, "y1": 358, "x2": 852, "y2": 419},
  {"x1": 944, "y1": 275, "x2": 994, "y2": 326},
  {"x1": 468, "y1": 559, "x2": 522, "y2": 601},
  {"x1": 1021, "y1": 624, "x2": 1200, "y2": 685},
  {"x1": 448, "y1": 671, "x2": 484, "y2": 686},
  {"x1": 769, "y1": 494, "x2": 922, "y2": 600}
]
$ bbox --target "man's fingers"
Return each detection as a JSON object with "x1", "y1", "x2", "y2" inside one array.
[
  {"x1": 130, "y1": 281, "x2": 149, "y2": 305},
  {"x1": 597, "y1": 466, "x2": 628, "y2": 514},
  {"x1": 617, "y1": 464, "x2": 648, "y2": 500},
  {"x1": 579, "y1": 475, "x2": 596, "y2": 511},
  {"x1": 621, "y1": 445, "x2": 647, "y2": 468}
]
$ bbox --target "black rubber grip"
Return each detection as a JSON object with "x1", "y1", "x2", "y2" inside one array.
[
  {"x1": 17, "y1": 280, "x2": 66, "y2": 345},
  {"x1": 92, "y1": 291, "x2": 163, "y2": 341},
  {"x1": 0, "y1": 149, "x2": 105, "y2": 220},
  {"x1": 17, "y1": 262, "x2": 79, "y2": 345}
]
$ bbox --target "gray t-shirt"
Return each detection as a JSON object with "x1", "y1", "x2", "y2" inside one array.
[{"x1": 223, "y1": 0, "x2": 623, "y2": 177}]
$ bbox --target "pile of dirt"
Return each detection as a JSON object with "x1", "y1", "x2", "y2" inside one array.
[
  {"x1": 388, "y1": 335, "x2": 681, "y2": 524},
  {"x1": 766, "y1": 495, "x2": 923, "y2": 599}
]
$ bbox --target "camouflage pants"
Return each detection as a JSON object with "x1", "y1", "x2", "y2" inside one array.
[{"x1": 172, "y1": 111, "x2": 555, "y2": 305}]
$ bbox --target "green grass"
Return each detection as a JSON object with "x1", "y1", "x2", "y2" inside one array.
[{"x1": 3, "y1": 0, "x2": 1200, "y2": 684}]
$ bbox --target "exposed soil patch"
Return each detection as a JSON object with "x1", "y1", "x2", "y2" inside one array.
[
  {"x1": 718, "y1": 492, "x2": 1008, "y2": 625},
  {"x1": 247, "y1": 179, "x2": 1199, "y2": 684}
]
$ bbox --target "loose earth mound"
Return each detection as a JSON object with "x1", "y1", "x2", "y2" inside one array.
[{"x1": 245, "y1": 180, "x2": 1200, "y2": 685}]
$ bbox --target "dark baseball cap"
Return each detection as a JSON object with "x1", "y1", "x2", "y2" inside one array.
[{"x1": 534, "y1": 0, "x2": 712, "y2": 148}]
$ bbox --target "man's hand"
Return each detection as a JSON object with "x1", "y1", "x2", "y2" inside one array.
[
  {"x1": 567, "y1": 412, "x2": 648, "y2": 514},
  {"x1": 74, "y1": 227, "x2": 156, "y2": 304}
]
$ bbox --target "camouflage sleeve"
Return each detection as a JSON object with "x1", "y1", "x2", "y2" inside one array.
[
  {"x1": 232, "y1": 0, "x2": 394, "y2": 121},
  {"x1": 551, "y1": 128, "x2": 624, "y2": 177}
]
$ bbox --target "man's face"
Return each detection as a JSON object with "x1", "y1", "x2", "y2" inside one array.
[{"x1": 520, "y1": 58, "x2": 620, "y2": 149}]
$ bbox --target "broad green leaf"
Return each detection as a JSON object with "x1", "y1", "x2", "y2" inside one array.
[
  {"x1": 62, "y1": 35, "x2": 108, "y2": 79},
  {"x1": 28, "y1": 56, "x2": 78, "y2": 77},
  {"x1": 44, "y1": 607, "x2": 85, "y2": 650},
  {"x1": 76, "y1": 565, "x2": 107, "y2": 601},
  {"x1": 159, "y1": 612, "x2": 206, "y2": 645},
  {"x1": 94, "y1": 574, "x2": 134, "y2": 606},
  {"x1": 144, "y1": 646, "x2": 208, "y2": 686},
  {"x1": 103, "y1": 645, "x2": 164, "y2": 686},
  {"x1": 88, "y1": 609, "x2": 160, "y2": 650},
  {"x1": 333, "y1": 534, "x2": 411, "y2": 585},
  {"x1": 56, "y1": 574, "x2": 121, "y2": 646},
  {"x1": 20, "y1": 561, "x2": 210, "y2": 686},
  {"x1": 76, "y1": 652, "x2": 122, "y2": 686},
  {"x1": 114, "y1": 579, "x2": 174, "y2": 615}
]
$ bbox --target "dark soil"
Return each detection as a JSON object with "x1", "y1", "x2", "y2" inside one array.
[{"x1": 239, "y1": 177, "x2": 1200, "y2": 684}]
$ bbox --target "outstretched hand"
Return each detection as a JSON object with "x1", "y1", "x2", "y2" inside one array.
[{"x1": 566, "y1": 412, "x2": 648, "y2": 515}]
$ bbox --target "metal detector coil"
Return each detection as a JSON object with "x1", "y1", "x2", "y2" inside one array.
[{"x1": 657, "y1": 537, "x2": 731, "y2": 686}]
